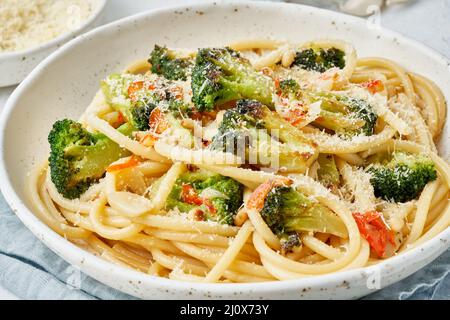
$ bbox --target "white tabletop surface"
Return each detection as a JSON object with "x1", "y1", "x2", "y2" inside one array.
[{"x1": 0, "y1": 0, "x2": 449, "y2": 300}]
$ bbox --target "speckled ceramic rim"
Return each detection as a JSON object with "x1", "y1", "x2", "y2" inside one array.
[
  {"x1": 1, "y1": 1, "x2": 449, "y2": 299},
  {"x1": 0, "y1": 0, "x2": 107, "y2": 58}
]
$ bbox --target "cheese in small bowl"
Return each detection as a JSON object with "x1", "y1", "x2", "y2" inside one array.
[
  {"x1": 0, "y1": 0, "x2": 106, "y2": 87},
  {"x1": 0, "y1": 0, "x2": 94, "y2": 53}
]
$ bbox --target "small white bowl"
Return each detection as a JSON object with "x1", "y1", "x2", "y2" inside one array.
[
  {"x1": 0, "y1": 1, "x2": 449, "y2": 299},
  {"x1": 0, "y1": 0, "x2": 107, "y2": 87}
]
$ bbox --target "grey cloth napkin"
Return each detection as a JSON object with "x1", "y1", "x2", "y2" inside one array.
[{"x1": 0, "y1": 192, "x2": 448, "y2": 300}]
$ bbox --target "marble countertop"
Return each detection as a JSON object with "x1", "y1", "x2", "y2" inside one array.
[{"x1": 0, "y1": 0, "x2": 449, "y2": 300}]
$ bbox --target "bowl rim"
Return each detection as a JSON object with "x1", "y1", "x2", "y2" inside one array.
[
  {"x1": 0, "y1": 0, "x2": 107, "y2": 58},
  {"x1": 0, "y1": 0, "x2": 449, "y2": 297}
]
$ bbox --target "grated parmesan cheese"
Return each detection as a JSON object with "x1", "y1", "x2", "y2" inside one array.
[{"x1": 0, "y1": 0, "x2": 93, "y2": 52}]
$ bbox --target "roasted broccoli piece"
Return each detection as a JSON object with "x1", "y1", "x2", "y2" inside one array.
[
  {"x1": 316, "y1": 154, "x2": 340, "y2": 191},
  {"x1": 148, "y1": 45, "x2": 193, "y2": 81},
  {"x1": 250, "y1": 179, "x2": 347, "y2": 239},
  {"x1": 210, "y1": 99, "x2": 318, "y2": 173},
  {"x1": 278, "y1": 78, "x2": 299, "y2": 95},
  {"x1": 293, "y1": 47, "x2": 345, "y2": 72},
  {"x1": 101, "y1": 73, "x2": 193, "y2": 130},
  {"x1": 166, "y1": 98, "x2": 193, "y2": 119},
  {"x1": 191, "y1": 47, "x2": 274, "y2": 111},
  {"x1": 368, "y1": 152, "x2": 437, "y2": 203},
  {"x1": 131, "y1": 99, "x2": 156, "y2": 131},
  {"x1": 101, "y1": 73, "x2": 156, "y2": 130},
  {"x1": 166, "y1": 169, "x2": 244, "y2": 225},
  {"x1": 336, "y1": 96, "x2": 378, "y2": 136},
  {"x1": 280, "y1": 233, "x2": 302, "y2": 254},
  {"x1": 278, "y1": 79, "x2": 378, "y2": 136},
  {"x1": 48, "y1": 119, "x2": 131, "y2": 199}
]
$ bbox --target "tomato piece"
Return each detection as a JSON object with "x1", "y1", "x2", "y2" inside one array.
[
  {"x1": 127, "y1": 81, "x2": 144, "y2": 102},
  {"x1": 361, "y1": 79, "x2": 384, "y2": 94},
  {"x1": 128, "y1": 81, "x2": 158, "y2": 102},
  {"x1": 149, "y1": 108, "x2": 169, "y2": 134},
  {"x1": 352, "y1": 210, "x2": 395, "y2": 258},
  {"x1": 274, "y1": 78, "x2": 280, "y2": 92},
  {"x1": 138, "y1": 133, "x2": 157, "y2": 147},
  {"x1": 201, "y1": 139, "x2": 210, "y2": 147},
  {"x1": 169, "y1": 86, "x2": 183, "y2": 100},
  {"x1": 247, "y1": 177, "x2": 293, "y2": 210},
  {"x1": 189, "y1": 111, "x2": 203, "y2": 121},
  {"x1": 116, "y1": 111, "x2": 125, "y2": 125},
  {"x1": 180, "y1": 184, "x2": 217, "y2": 213},
  {"x1": 181, "y1": 184, "x2": 203, "y2": 206},
  {"x1": 106, "y1": 155, "x2": 140, "y2": 172},
  {"x1": 286, "y1": 106, "x2": 306, "y2": 126},
  {"x1": 203, "y1": 198, "x2": 216, "y2": 214},
  {"x1": 191, "y1": 209, "x2": 205, "y2": 221}
]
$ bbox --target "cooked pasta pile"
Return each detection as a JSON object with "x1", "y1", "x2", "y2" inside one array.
[{"x1": 28, "y1": 39, "x2": 450, "y2": 283}]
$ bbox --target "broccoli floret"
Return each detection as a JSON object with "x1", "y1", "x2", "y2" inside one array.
[
  {"x1": 256, "y1": 183, "x2": 347, "y2": 238},
  {"x1": 210, "y1": 99, "x2": 318, "y2": 173},
  {"x1": 166, "y1": 170, "x2": 244, "y2": 225},
  {"x1": 278, "y1": 78, "x2": 300, "y2": 94},
  {"x1": 101, "y1": 73, "x2": 194, "y2": 130},
  {"x1": 148, "y1": 45, "x2": 193, "y2": 81},
  {"x1": 317, "y1": 154, "x2": 340, "y2": 190},
  {"x1": 293, "y1": 47, "x2": 345, "y2": 72},
  {"x1": 277, "y1": 79, "x2": 377, "y2": 136},
  {"x1": 341, "y1": 96, "x2": 378, "y2": 136},
  {"x1": 368, "y1": 152, "x2": 437, "y2": 203},
  {"x1": 167, "y1": 98, "x2": 193, "y2": 119},
  {"x1": 101, "y1": 73, "x2": 157, "y2": 130},
  {"x1": 131, "y1": 100, "x2": 157, "y2": 131},
  {"x1": 191, "y1": 47, "x2": 274, "y2": 111},
  {"x1": 260, "y1": 186, "x2": 290, "y2": 232},
  {"x1": 48, "y1": 119, "x2": 131, "y2": 199}
]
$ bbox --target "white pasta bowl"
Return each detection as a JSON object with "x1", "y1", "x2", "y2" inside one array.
[
  {"x1": 0, "y1": 1, "x2": 449, "y2": 299},
  {"x1": 0, "y1": 0, "x2": 107, "y2": 87}
]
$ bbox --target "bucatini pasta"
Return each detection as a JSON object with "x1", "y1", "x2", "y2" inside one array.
[{"x1": 28, "y1": 39, "x2": 449, "y2": 283}]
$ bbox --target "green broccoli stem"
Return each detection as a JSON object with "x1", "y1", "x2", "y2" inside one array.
[
  {"x1": 219, "y1": 78, "x2": 273, "y2": 108},
  {"x1": 116, "y1": 122, "x2": 137, "y2": 136},
  {"x1": 283, "y1": 205, "x2": 347, "y2": 238},
  {"x1": 66, "y1": 122, "x2": 133, "y2": 183},
  {"x1": 210, "y1": 99, "x2": 318, "y2": 173},
  {"x1": 65, "y1": 134, "x2": 129, "y2": 187},
  {"x1": 314, "y1": 109, "x2": 365, "y2": 133},
  {"x1": 316, "y1": 154, "x2": 340, "y2": 190},
  {"x1": 260, "y1": 106, "x2": 316, "y2": 150},
  {"x1": 260, "y1": 185, "x2": 347, "y2": 238},
  {"x1": 100, "y1": 73, "x2": 134, "y2": 120},
  {"x1": 308, "y1": 92, "x2": 378, "y2": 136},
  {"x1": 277, "y1": 80, "x2": 377, "y2": 137}
]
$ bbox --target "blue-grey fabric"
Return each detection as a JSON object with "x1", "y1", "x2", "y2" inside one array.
[
  {"x1": 0, "y1": 193, "x2": 133, "y2": 300},
  {"x1": 0, "y1": 192, "x2": 448, "y2": 300}
]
